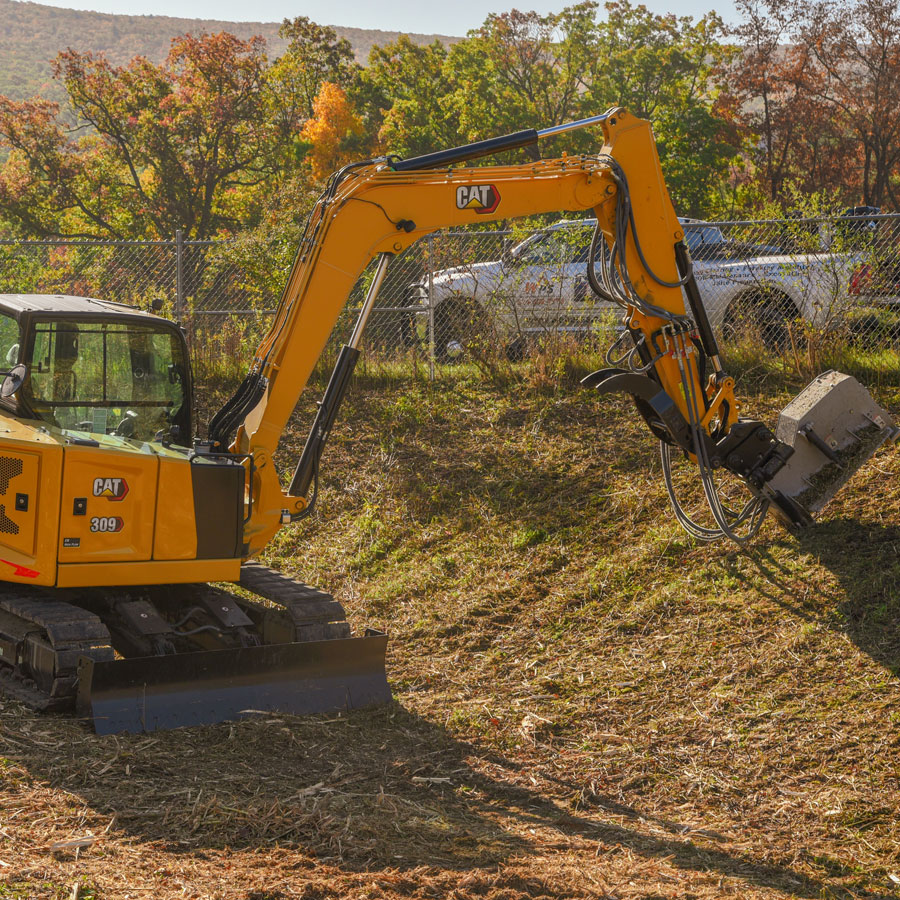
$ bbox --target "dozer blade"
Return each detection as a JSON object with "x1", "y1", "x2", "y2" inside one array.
[
  {"x1": 76, "y1": 633, "x2": 389, "y2": 735},
  {"x1": 765, "y1": 370, "x2": 899, "y2": 526}
]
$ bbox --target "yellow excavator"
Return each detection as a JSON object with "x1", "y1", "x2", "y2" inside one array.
[{"x1": 0, "y1": 109, "x2": 894, "y2": 733}]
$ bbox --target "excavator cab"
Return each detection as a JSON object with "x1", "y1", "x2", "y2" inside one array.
[{"x1": 0, "y1": 297, "x2": 193, "y2": 445}]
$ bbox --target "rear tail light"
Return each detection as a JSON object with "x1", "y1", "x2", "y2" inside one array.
[{"x1": 849, "y1": 262, "x2": 871, "y2": 295}]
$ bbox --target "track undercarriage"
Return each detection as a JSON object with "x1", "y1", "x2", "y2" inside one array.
[{"x1": 0, "y1": 564, "x2": 390, "y2": 734}]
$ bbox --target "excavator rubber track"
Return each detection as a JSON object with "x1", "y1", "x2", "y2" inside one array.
[
  {"x1": 0, "y1": 567, "x2": 390, "y2": 734},
  {"x1": 0, "y1": 590, "x2": 115, "y2": 711}
]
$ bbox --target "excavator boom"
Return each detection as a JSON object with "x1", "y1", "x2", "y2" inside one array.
[{"x1": 216, "y1": 106, "x2": 895, "y2": 549}]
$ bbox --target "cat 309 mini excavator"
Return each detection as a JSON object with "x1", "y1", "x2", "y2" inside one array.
[{"x1": 0, "y1": 108, "x2": 894, "y2": 733}]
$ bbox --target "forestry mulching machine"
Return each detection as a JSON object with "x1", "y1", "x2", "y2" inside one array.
[{"x1": 0, "y1": 109, "x2": 893, "y2": 732}]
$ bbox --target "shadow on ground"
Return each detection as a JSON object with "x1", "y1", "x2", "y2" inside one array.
[
  {"x1": 741, "y1": 518, "x2": 900, "y2": 674},
  {"x1": 2, "y1": 699, "x2": 895, "y2": 899}
]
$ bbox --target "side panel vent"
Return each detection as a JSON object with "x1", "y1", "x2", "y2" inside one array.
[
  {"x1": 0, "y1": 504, "x2": 19, "y2": 535},
  {"x1": 0, "y1": 451, "x2": 39, "y2": 558},
  {"x1": 0, "y1": 456, "x2": 24, "y2": 496}
]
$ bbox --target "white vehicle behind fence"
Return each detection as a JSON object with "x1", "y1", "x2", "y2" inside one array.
[{"x1": 408, "y1": 217, "x2": 881, "y2": 360}]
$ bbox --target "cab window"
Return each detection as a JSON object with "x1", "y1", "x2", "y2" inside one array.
[
  {"x1": 0, "y1": 312, "x2": 20, "y2": 370},
  {"x1": 23, "y1": 318, "x2": 189, "y2": 443}
]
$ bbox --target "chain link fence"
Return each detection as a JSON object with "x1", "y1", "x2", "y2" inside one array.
[{"x1": 2, "y1": 214, "x2": 899, "y2": 381}]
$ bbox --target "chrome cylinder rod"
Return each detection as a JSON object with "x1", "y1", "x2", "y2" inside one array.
[
  {"x1": 349, "y1": 253, "x2": 391, "y2": 349},
  {"x1": 537, "y1": 113, "x2": 612, "y2": 140},
  {"x1": 289, "y1": 252, "x2": 392, "y2": 500}
]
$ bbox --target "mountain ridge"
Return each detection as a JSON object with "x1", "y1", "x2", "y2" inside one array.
[{"x1": 0, "y1": 0, "x2": 458, "y2": 101}]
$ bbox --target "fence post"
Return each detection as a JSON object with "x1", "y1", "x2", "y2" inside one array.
[
  {"x1": 175, "y1": 228, "x2": 185, "y2": 321},
  {"x1": 427, "y1": 233, "x2": 436, "y2": 382}
]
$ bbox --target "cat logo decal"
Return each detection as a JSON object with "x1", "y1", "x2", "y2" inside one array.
[
  {"x1": 92, "y1": 477, "x2": 129, "y2": 501},
  {"x1": 455, "y1": 184, "x2": 500, "y2": 215}
]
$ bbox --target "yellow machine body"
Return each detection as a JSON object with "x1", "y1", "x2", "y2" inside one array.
[
  {"x1": 0, "y1": 107, "x2": 892, "y2": 732},
  {"x1": 0, "y1": 416, "x2": 241, "y2": 588}
]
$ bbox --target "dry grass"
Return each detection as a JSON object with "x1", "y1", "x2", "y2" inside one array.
[{"x1": 2, "y1": 368, "x2": 900, "y2": 899}]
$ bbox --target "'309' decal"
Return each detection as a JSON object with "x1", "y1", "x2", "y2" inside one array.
[{"x1": 90, "y1": 516, "x2": 124, "y2": 533}]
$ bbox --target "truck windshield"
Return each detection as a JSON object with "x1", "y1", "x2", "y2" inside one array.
[
  {"x1": 683, "y1": 225, "x2": 727, "y2": 250},
  {"x1": 512, "y1": 228, "x2": 593, "y2": 264},
  {"x1": 22, "y1": 318, "x2": 189, "y2": 442}
]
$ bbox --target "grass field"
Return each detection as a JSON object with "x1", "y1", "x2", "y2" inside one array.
[{"x1": 2, "y1": 365, "x2": 900, "y2": 899}]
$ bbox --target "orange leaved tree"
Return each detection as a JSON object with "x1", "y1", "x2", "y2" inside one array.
[{"x1": 299, "y1": 82, "x2": 367, "y2": 180}]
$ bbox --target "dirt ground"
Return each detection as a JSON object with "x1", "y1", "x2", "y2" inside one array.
[{"x1": 2, "y1": 373, "x2": 900, "y2": 899}]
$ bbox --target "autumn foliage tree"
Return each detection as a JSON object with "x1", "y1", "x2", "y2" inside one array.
[
  {"x1": 0, "y1": 32, "x2": 274, "y2": 239},
  {"x1": 726, "y1": 0, "x2": 846, "y2": 202},
  {"x1": 265, "y1": 17, "x2": 359, "y2": 175},
  {"x1": 800, "y1": 0, "x2": 900, "y2": 208},
  {"x1": 299, "y1": 82, "x2": 366, "y2": 180},
  {"x1": 730, "y1": 0, "x2": 900, "y2": 209},
  {"x1": 7, "y1": 0, "x2": 900, "y2": 240}
]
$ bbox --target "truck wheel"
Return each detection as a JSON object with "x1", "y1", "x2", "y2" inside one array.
[
  {"x1": 723, "y1": 290, "x2": 797, "y2": 351},
  {"x1": 432, "y1": 298, "x2": 487, "y2": 362},
  {"x1": 505, "y1": 336, "x2": 528, "y2": 362}
]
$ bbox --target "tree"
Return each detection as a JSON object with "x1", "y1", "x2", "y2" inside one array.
[
  {"x1": 265, "y1": 16, "x2": 359, "y2": 173},
  {"x1": 797, "y1": 0, "x2": 900, "y2": 208},
  {"x1": 0, "y1": 32, "x2": 274, "y2": 239},
  {"x1": 728, "y1": 0, "x2": 804, "y2": 201},
  {"x1": 588, "y1": 2, "x2": 740, "y2": 215},
  {"x1": 299, "y1": 82, "x2": 366, "y2": 180},
  {"x1": 729, "y1": 0, "x2": 859, "y2": 205},
  {"x1": 730, "y1": 0, "x2": 900, "y2": 208},
  {"x1": 353, "y1": 36, "x2": 459, "y2": 158},
  {"x1": 438, "y1": 2, "x2": 739, "y2": 213},
  {"x1": 446, "y1": 4, "x2": 600, "y2": 161}
]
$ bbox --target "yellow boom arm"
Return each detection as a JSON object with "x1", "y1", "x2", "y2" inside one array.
[
  {"x1": 212, "y1": 109, "x2": 716, "y2": 553},
  {"x1": 208, "y1": 106, "x2": 891, "y2": 555}
]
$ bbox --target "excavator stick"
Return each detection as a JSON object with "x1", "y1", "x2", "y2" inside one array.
[
  {"x1": 764, "y1": 371, "x2": 899, "y2": 526},
  {"x1": 77, "y1": 633, "x2": 389, "y2": 735}
]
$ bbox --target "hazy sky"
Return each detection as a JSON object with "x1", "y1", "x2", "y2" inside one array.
[{"x1": 34, "y1": 0, "x2": 739, "y2": 37}]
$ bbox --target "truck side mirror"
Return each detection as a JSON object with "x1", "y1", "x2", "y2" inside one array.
[{"x1": 1, "y1": 363, "x2": 27, "y2": 398}]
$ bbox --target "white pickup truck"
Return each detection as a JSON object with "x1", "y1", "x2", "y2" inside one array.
[{"x1": 409, "y1": 217, "x2": 863, "y2": 360}]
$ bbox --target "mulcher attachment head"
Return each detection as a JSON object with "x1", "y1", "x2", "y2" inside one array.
[{"x1": 765, "y1": 371, "x2": 899, "y2": 526}]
